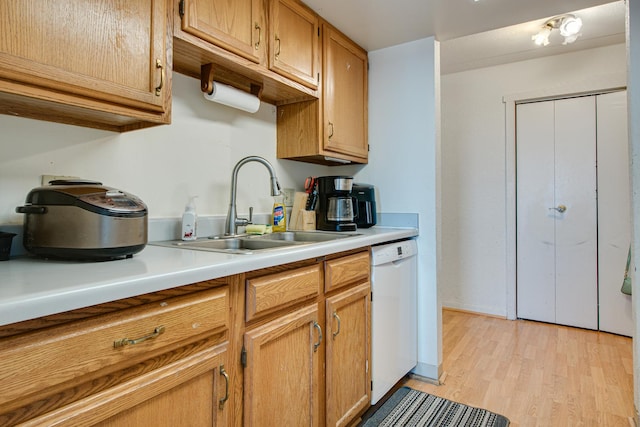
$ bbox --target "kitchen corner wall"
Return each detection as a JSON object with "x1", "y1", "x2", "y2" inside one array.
[
  {"x1": 440, "y1": 42, "x2": 627, "y2": 317},
  {"x1": 0, "y1": 73, "x2": 332, "y2": 227},
  {"x1": 341, "y1": 37, "x2": 443, "y2": 380}
]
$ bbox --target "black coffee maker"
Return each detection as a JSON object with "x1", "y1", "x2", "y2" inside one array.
[
  {"x1": 316, "y1": 176, "x2": 357, "y2": 232},
  {"x1": 352, "y1": 183, "x2": 377, "y2": 228}
]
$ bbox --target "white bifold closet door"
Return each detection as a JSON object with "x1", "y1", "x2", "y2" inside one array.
[
  {"x1": 597, "y1": 90, "x2": 632, "y2": 336},
  {"x1": 516, "y1": 96, "x2": 598, "y2": 330}
]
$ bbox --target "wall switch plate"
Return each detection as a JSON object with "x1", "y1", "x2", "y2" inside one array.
[
  {"x1": 282, "y1": 188, "x2": 295, "y2": 207},
  {"x1": 41, "y1": 175, "x2": 80, "y2": 186}
]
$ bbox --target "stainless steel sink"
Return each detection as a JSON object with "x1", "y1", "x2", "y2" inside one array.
[
  {"x1": 257, "y1": 231, "x2": 360, "y2": 242},
  {"x1": 150, "y1": 231, "x2": 360, "y2": 254}
]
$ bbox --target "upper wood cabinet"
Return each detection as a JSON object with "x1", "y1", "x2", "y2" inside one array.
[
  {"x1": 268, "y1": 0, "x2": 319, "y2": 89},
  {"x1": 174, "y1": 0, "x2": 319, "y2": 105},
  {"x1": 0, "y1": 0, "x2": 171, "y2": 132},
  {"x1": 322, "y1": 24, "x2": 368, "y2": 160},
  {"x1": 180, "y1": 0, "x2": 264, "y2": 64},
  {"x1": 276, "y1": 22, "x2": 368, "y2": 165}
]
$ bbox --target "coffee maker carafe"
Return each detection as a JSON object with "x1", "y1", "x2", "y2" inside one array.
[{"x1": 316, "y1": 176, "x2": 357, "y2": 232}]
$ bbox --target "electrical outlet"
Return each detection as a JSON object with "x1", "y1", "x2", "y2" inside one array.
[
  {"x1": 282, "y1": 188, "x2": 295, "y2": 206},
  {"x1": 41, "y1": 175, "x2": 80, "y2": 186}
]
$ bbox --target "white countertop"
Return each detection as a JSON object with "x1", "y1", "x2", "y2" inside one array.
[{"x1": 0, "y1": 227, "x2": 417, "y2": 327}]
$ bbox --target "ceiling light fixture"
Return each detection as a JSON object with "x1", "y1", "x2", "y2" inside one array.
[{"x1": 532, "y1": 14, "x2": 583, "y2": 46}]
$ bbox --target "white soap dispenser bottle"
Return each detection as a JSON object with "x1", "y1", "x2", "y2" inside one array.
[{"x1": 181, "y1": 196, "x2": 198, "y2": 241}]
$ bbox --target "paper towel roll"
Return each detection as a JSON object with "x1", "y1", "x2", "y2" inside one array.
[{"x1": 203, "y1": 82, "x2": 261, "y2": 113}]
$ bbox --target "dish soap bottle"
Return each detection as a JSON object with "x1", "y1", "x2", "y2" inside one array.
[
  {"x1": 272, "y1": 195, "x2": 286, "y2": 232},
  {"x1": 181, "y1": 196, "x2": 198, "y2": 240}
]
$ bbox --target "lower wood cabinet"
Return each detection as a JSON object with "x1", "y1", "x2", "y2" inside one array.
[
  {"x1": 325, "y1": 283, "x2": 371, "y2": 427},
  {"x1": 0, "y1": 248, "x2": 372, "y2": 427},
  {"x1": 243, "y1": 304, "x2": 321, "y2": 427},
  {"x1": 242, "y1": 249, "x2": 371, "y2": 427},
  {"x1": 0, "y1": 282, "x2": 233, "y2": 427},
  {"x1": 33, "y1": 343, "x2": 229, "y2": 427}
]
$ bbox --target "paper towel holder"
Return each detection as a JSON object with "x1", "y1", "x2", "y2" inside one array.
[{"x1": 200, "y1": 63, "x2": 263, "y2": 99}]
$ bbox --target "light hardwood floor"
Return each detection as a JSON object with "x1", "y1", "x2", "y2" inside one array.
[{"x1": 404, "y1": 309, "x2": 634, "y2": 427}]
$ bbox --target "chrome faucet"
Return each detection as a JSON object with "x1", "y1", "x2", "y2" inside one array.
[{"x1": 225, "y1": 156, "x2": 281, "y2": 236}]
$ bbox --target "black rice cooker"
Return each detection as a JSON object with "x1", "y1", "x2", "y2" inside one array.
[{"x1": 16, "y1": 180, "x2": 148, "y2": 260}]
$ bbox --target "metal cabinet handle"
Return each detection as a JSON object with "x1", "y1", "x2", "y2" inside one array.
[
  {"x1": 332, "y1": 311, "x2": 341, "y2": 339},
  {"x1": 219, "y1": 365, "x2": 229, "y2": 409},
  {"x1": 255, "y1": 23, "x2": 261, "y2": 50},
  {"x1": 313, "y1": 321, "x2": 322, "y2": 352},
  {"x1": 275, "y1": 35, "x2": 281, "y2": 59},
  {"x1": 328, "y1": 122, "x2": 334, "y2": 139},
  {"x1": 155, "y1": 59, "x2": 164, "y2": 96},
  {"x1": 549, "y1": 204, "x2": 567, "y2": 213},
  {"x1": 113, "y1": 325, "x2": 165, "y2": 348}
]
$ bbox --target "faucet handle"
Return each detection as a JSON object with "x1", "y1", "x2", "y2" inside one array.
[{"x1": 248, "y1": 207, "x2": 253, "y2": 224}]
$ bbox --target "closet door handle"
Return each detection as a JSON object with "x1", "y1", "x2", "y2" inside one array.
[{"x1": 549, "y1": 205, "x2": 567, "y2": 213}]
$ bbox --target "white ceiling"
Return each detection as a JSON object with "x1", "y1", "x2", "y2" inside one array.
[{"x1": 302, "y1": 0, "x2": 626, "y2": 74}]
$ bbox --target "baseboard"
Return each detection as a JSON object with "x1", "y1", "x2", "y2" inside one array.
[
  {"x1": 411, "y1": 361, "x2": 441, "y2": 380},
  {"x1": 443, "y1": 306, "x2": 508, "y2": 320},
  {"x1": 409, "y1": 370, "x2": 447, "y2": 386}
]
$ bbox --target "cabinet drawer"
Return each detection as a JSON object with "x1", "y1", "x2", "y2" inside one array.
[
  {"x1": 246, "y1": 264, "x2": 321, "y2": 322},
  {"x1": 325, "y1": 251, "x2": 370, "y2": 293},
  {"x1": 0, "y1": 287, "x2": 229, "y2": 408}
]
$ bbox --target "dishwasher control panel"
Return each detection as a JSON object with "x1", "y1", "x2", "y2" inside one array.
[{"x1": 371, "y1": 239, "x2": 418, "y2": 266}]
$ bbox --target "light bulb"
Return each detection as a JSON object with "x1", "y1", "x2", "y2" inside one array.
[
  {"x1": 532, "y1": 27, "x2": 551, "y2": 46},
  {"x1": 560, "y1": 16, "x2": 582, "y2": 37}
]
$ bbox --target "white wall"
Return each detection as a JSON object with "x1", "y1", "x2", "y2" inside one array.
[
  {"x1": 440, "y1": 43, "x2": 627, "y2": 317},
  {"x1": 627, "y1": 0, "x2": 640, "y2": 418},
  {"x1": 0, "y1": 72, "x2": 331, "y2": 228},
  {"x1": 343, "y1": 37, "x2": 442, "y2": 379}
]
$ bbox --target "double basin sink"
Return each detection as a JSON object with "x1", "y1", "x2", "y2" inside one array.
[{"x1": 151, "y1": 231, "x2": 360, "y2": 255}]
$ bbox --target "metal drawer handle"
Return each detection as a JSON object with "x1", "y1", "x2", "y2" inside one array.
[
  {"x1": 313, "y1": 321, "x2": 322, "y2": 352},
  {"x1": 275, "y1": 35, "x2": 281, "y2": 59},
  {"x1": 255, "y1": 22, "x2": 261, "y2": 50},
  {"x1": 219, "y1": 365, "x2": 229, "y2": 409},
  {"x1": 332, "y1": 311, "x2": 341, "y2": 339},
  {"x1": 113, "y1": 325, "x2": 165, "y2": 348},
  {"x1": 155, "y1": 59, "x2": 164, "y2": 96}
]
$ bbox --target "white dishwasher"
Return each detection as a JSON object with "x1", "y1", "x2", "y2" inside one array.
[{"x1": 370, "y1": 239, "x2": 418, "y2": 404}]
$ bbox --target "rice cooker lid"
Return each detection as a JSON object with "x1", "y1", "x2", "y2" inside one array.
[{"x1": 25, "y1": 179, "x2": 147, "y2": 217}]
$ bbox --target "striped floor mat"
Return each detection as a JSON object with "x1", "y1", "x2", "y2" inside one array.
[{"x1": 363, "y1": 387, "x2": 510, "y2": 427}]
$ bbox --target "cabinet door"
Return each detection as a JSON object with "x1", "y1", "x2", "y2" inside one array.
[
  {"x1": 325, "y1": 283, "x2": 371, "y2": 427},
  {"x1": 23, "y1": 344, "x2": 230, "y2": 427},
  {"x1": 96, "y1": 348, "x2": 229, "y2": 427},
  {"x1": 244, "y1": 304, "x2": 321, "y2": 427},
  {"x1": 181, "y1": 0, "x2": 263, "y2": 64},
  {"x1": 269, "y1": 0, "x2": 319, "y2": 89},
  {"x1": 0, "y1": 0, "x2": 168, "y2": 113},
  {"x1": 323, "y1": 25, "x2": 368, "y2": 160}
]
